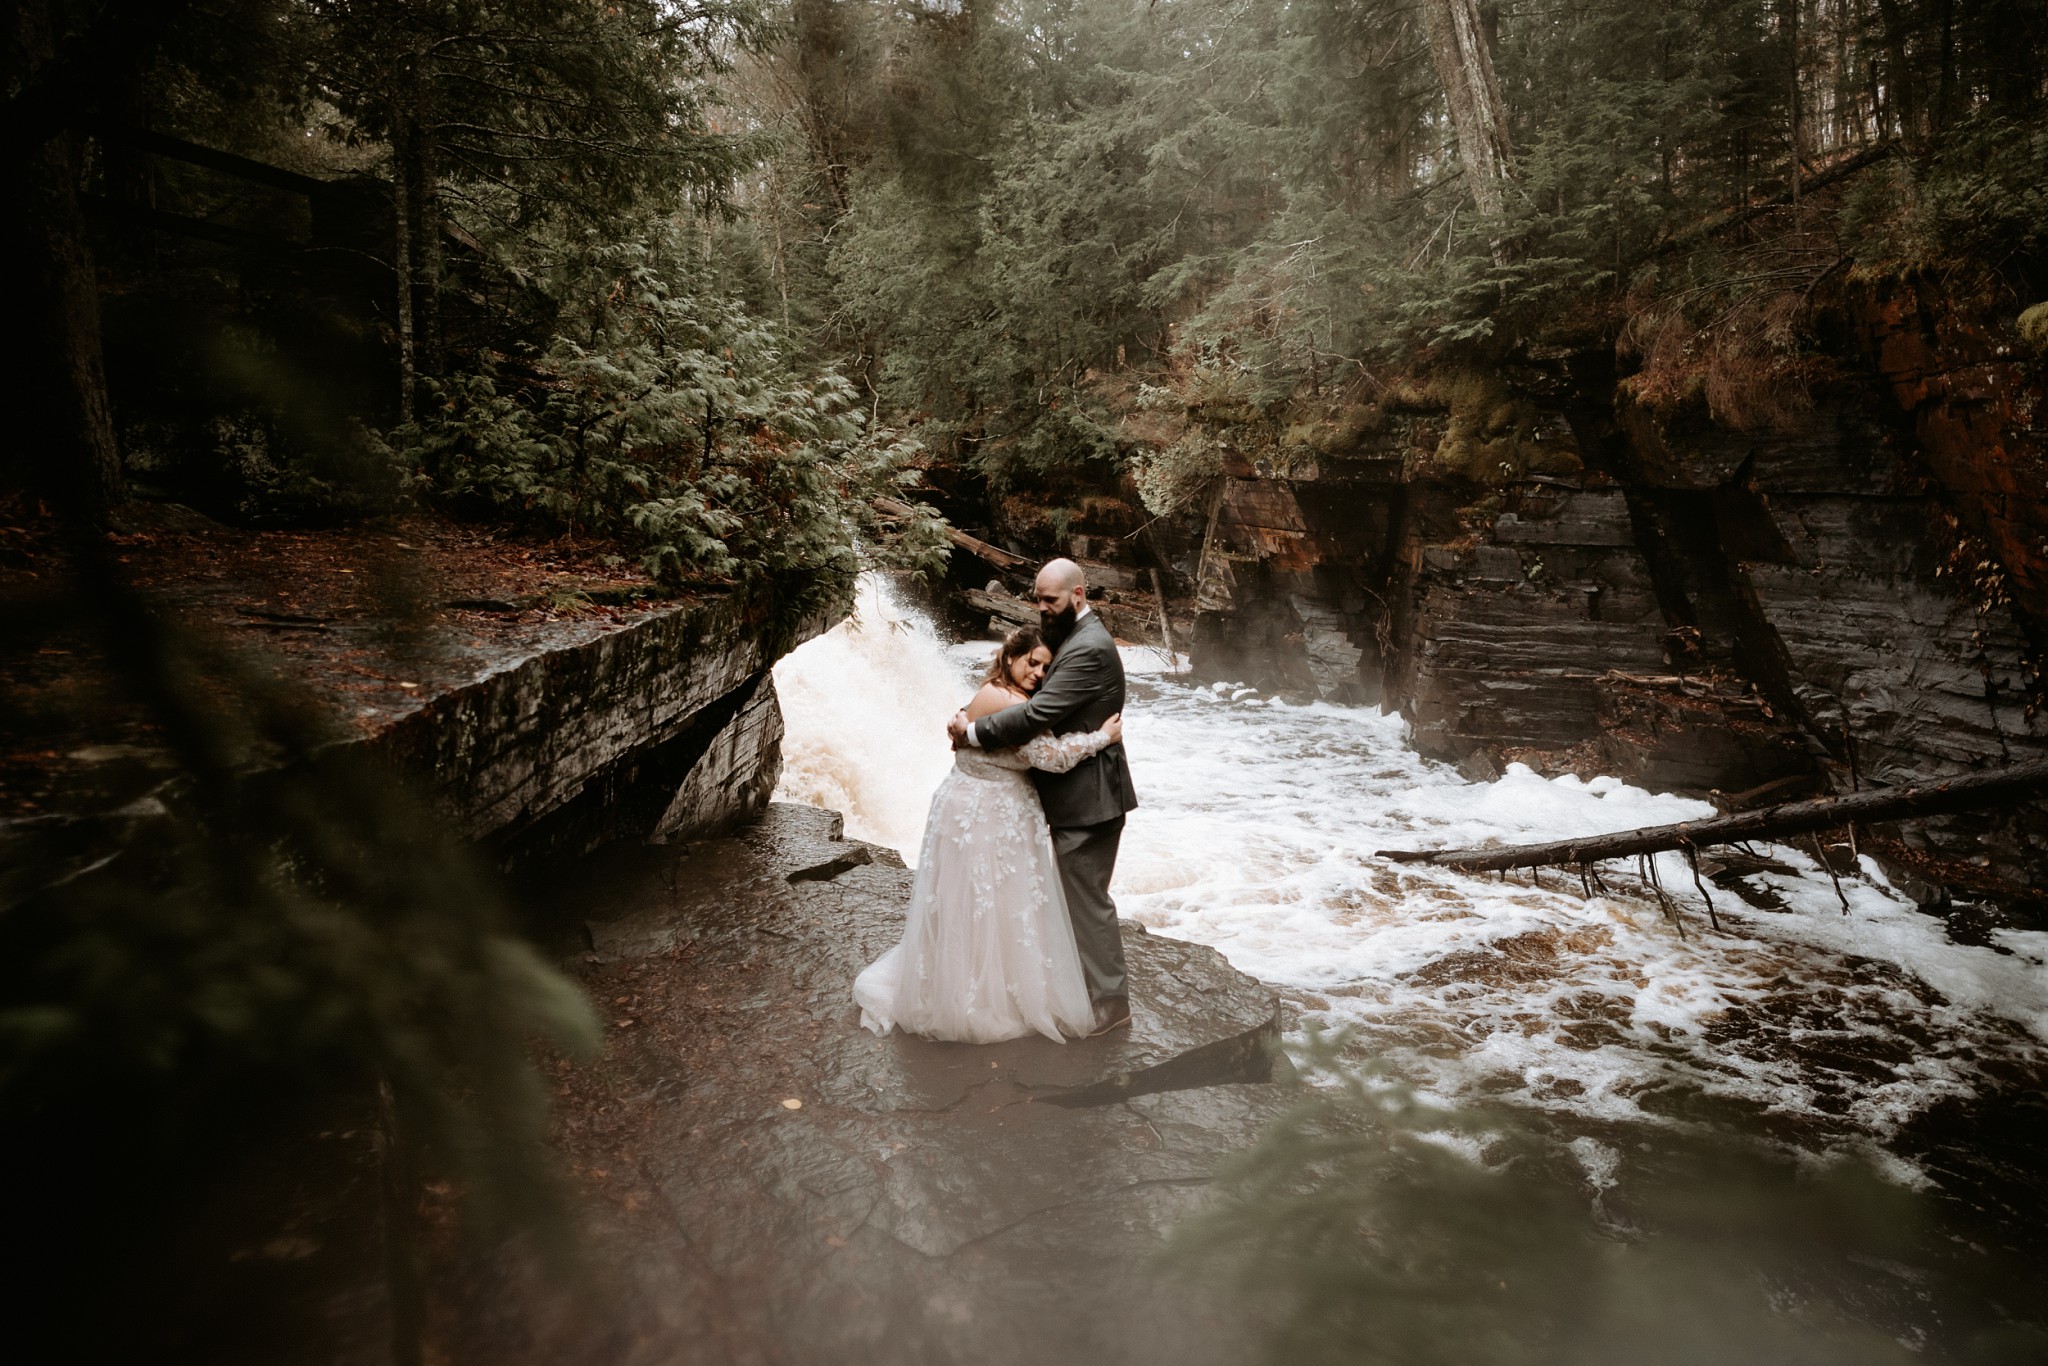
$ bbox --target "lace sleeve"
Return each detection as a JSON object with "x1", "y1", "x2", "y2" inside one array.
[{"x1": 1018, "y1": 724, "x2": 1116, "y2": 775}]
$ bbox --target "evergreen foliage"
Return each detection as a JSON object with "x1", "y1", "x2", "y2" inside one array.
[
  {"x1": 396, "y1": 220, "x2": 949, "y2": 606},
  {"x1": 67, "y1": 0, "x2": 952, "y2": 596},
  {"x1": 305, "y1": 0, "x2": 762, "y2": 228},
  {"x1": 753, "y1": 0, "x2": 2046, "y2": 484}
]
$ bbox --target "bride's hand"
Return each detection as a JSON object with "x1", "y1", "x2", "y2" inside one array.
[{"x1": 1102, "y1": 712, "x2": 1123, "y2": 744}]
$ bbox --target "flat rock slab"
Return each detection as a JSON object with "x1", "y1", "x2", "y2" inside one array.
[{"x1": 501, "y1": 802, "x2": 1291, "y2": 1366}]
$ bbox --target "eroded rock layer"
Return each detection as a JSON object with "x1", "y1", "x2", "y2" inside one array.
[
  {"x1": 371, "y1": 592, "x2": 824, "y2": 864},
  {"x1": 1183, "y1": 285, "x2": 2048, "y2": 884}
]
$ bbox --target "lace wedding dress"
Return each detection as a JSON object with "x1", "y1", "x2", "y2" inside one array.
[{"x1": 853, "y1": 726, "x2": 1115, "y2": 1044}]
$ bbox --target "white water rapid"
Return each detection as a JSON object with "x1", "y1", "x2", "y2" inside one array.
[{"x1": 775, "y1": 575, "x2": 2048, "y2": 1164}]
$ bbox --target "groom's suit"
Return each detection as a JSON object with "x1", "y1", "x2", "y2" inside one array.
[{"x1": 975, "y1": 611, "x2": 1139, "y2": 1003}]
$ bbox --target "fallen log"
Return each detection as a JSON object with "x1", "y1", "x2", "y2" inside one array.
[
  {"x1": 1378, "y1": 760, "x2": 2048, "y2": 873},
  {"x1": 871, "y1": 497, "x2": 1031, "y2": 571},
  {"x1": 965, "y1": 588, "x2": 1037, "y2": 628}
]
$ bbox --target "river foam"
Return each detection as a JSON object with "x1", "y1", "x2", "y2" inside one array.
[{"x1": 775, "y1": 575, "x2": 2048, "y2": 1156}]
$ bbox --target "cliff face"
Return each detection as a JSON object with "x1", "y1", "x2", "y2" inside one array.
[
  {"x1": 1186, "y1": 284, "x2": 2048, "y2": 882},
  {"x1": 2, "y1": 515, "x2": 837, "y2": 892},
  {"x1": 372, "y1": 592, "x2": 826, "y2": 867}
]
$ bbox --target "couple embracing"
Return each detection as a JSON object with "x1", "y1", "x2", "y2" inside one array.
[{"x1": 854, "y1": 559, "x2": 1139, "y2": 1044}]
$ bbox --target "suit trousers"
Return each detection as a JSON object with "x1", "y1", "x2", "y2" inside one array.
[{"x1": 1050, "y1": 815, "x2": 1127, "y2": 1003}]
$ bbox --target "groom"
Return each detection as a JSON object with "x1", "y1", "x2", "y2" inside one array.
[{"x1": 949, "y1": 558, "x2": 1139, "y2": 1035}]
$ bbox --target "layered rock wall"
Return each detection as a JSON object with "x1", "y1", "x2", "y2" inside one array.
[
  {"x1": 7, "y1": 569, "x2": 834, "y2": 895},
  {"x1": 371, "y1": 592, "x2": 827, "y2": 865},
  {"x1": 1184, "y1": 286, "x2": 2048, "y2": 881}
]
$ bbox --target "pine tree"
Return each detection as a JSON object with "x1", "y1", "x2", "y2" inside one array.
[{"x1": 304, "y1": 0, "x2": 769, "y2": 415}]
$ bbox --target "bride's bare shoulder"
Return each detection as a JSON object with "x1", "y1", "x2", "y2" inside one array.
[{"x1": 965, "y1": 682, "x2": 1024, "y2": 722}]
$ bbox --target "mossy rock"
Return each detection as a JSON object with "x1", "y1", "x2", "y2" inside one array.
[
  {"x1": 1190, "y1": 400, "x2": 1265, "y2": 426},
  {"x1": 1279, "y1": 403, "x2": 1389, "y2": 459},
  {"x1": 2018, "y1": 302, "x2": 2048, "y2": 354},
  {"x1": 1379, "y1": 378, "x2": 1440, "y2": 413},
  {"x1": 1408, "y1": 370, "x2": 1583, "y2": 485},
  {"x1": 1612, "y1": 373, "x2": 1754, "y2": 490}
]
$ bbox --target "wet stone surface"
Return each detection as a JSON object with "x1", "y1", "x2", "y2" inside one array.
[
  {"x1": 514, "y1": 802, "x2": 1290, "y2": 1366},
  {"x1": 3, "y1": 511, "x2": 835, "y2": 875}
]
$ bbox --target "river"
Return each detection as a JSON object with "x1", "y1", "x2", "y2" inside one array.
[{"x1": 774, "y1": 575, "x2": 2048, "y2": 1345}]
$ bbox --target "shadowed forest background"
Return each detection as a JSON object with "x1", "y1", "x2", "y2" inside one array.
[
  {"x1": 5, "y1": 0, "x2": 2047, "y2": 1362},
  {"x1": 20, "y1": 0, "x2": 2047, "y2": 540}
]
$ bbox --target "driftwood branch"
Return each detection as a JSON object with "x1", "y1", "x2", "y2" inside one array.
[
  {"x1": 871, "y1": 497, "x2": 1030, "y2": 571},
  {"x1": 1378, "y1": 761, "x2": 2048, "y2": 873},
  {"x1": 965, "y1": 588, "x2": 1036, "y2": 628},
  {"x1": 1150, "y1": 567, "x2": 1176, "y2": 658}
]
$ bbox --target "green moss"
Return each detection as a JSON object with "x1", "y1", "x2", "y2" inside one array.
[
  {"x1": 2019, "y1": 302, "x2": 2048, "y2": 353},
  {"x1": 1411, "y1": 370, "x2": 1584, "y2": 485},
  {"x1": 1280, "y1": 403, "x2": 1389, "y2": 459}
]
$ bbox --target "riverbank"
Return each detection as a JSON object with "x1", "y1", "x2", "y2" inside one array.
[
  {"x1": 2, "y1": 504, "x2": 825, "y2": 864},
  {"x1": 155, "y1": 804, "x2": 1292, "y2": 1365}
]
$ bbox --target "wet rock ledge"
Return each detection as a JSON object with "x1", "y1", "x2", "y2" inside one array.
[
  {"x1": 509, "y1": 802, "x2": 1290, "y2": 1366},
  {"x1": 4, "y1": 509, "x2": 832, "y2": 873}
]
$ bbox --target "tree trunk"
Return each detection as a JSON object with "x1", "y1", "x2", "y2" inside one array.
[
  {"x1": 1936, "y1": 0, "x2": 1956, "y2": 131},
  {"x1": 7, "y1": 0, "x2": 123, "y2": 519},
  {"x1": 1377, "y1": 761, "x2": 2048, "y2": 872},
  {"x1": 871, "y1": 496, "x2": 1029, "y2": 569},
  {"x1": 1787, "y1": 0, "x2": 1801, "y2": 216},
  {"x1": 391, "y1": 95, "x2": 416, "y2": 425},
  {"x1": 412, "y1": 51, "x2": 442, "y2": 383},
  {"x1": 1421, "y1": 0, "x2": 1514, "y2": 226},
  {"x1": 1873, "y1": 0, "x2": 1916, "y2": 140}
]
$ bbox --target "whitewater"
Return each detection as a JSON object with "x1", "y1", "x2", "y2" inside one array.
[{"x1": 775, "y1": 575, "x2": 2048, "y2": 1163}]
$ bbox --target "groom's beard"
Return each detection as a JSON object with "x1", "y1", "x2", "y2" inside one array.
[{"x1": 1040, "y1": 602, "x2": 1079, "y2": 649}]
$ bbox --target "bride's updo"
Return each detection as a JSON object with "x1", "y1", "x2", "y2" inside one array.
[{"x1": 984, "y1": 626, "x2": 1045, "y2": 688}]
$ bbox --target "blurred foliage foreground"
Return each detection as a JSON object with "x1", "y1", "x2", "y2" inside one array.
[
  {"x1": 0, "y1": 525, "x2": 603, "y2": 1362},
  {"x1": 1172, "y1": 1034, "x2": 2048, "y2": 1366}
]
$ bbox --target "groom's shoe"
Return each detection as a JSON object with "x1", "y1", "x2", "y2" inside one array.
[{"x1": 1087, "y1": 998, "x2": 1133, "y2": 1037}]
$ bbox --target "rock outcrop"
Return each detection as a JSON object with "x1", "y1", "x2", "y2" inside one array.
[
  {"x1": 486, "y1": 802, "x2": 1291, "y2": 1366},
  {"x1": 370, "y1": 592, "x2": 826, "y2": 865},
  {"x1": 1180, "y1": 290, "x2": 2048, "y2": 886},
  {"x1": 1, "y1": 513, "x2": 832, "y2": 881}
]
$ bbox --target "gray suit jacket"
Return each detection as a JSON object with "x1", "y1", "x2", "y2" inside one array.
[{"x1": 976, "y1": 611, "x2": 1139, "y2": 828}]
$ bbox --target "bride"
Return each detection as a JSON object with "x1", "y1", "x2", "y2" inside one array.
[{"x1": 854, "y1": 627, "x2": 1122, "y2": 1044}]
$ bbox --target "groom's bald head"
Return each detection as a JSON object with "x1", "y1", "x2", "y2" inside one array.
[
  {"x1": 1033, "y1": 559, "x2": 1088, "y2": 640},
  {"x1": 1037, "y1": 558, "x2": 1086, "y2": 596}
]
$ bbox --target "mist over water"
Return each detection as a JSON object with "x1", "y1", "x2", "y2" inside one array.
[
  {"x1": 775, "y1": 576, "x2": 2048, "y2": 1162},
  {"x1": 773, "y1": 576, "x2": 967, "y2": 858}
]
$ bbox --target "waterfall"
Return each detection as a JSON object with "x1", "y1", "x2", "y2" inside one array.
[{"x1": 773, "y1": 575, "x2": 976, "y2": 859}]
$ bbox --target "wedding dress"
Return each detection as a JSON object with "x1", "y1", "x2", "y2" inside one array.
[{"x1": 853, "y1": 726, "x2": 1115, "y2": 1044}]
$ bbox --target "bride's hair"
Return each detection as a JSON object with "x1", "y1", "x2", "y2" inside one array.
[{"x1": 984, "y1": 626, "x2": 1045, "y2": 689}]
